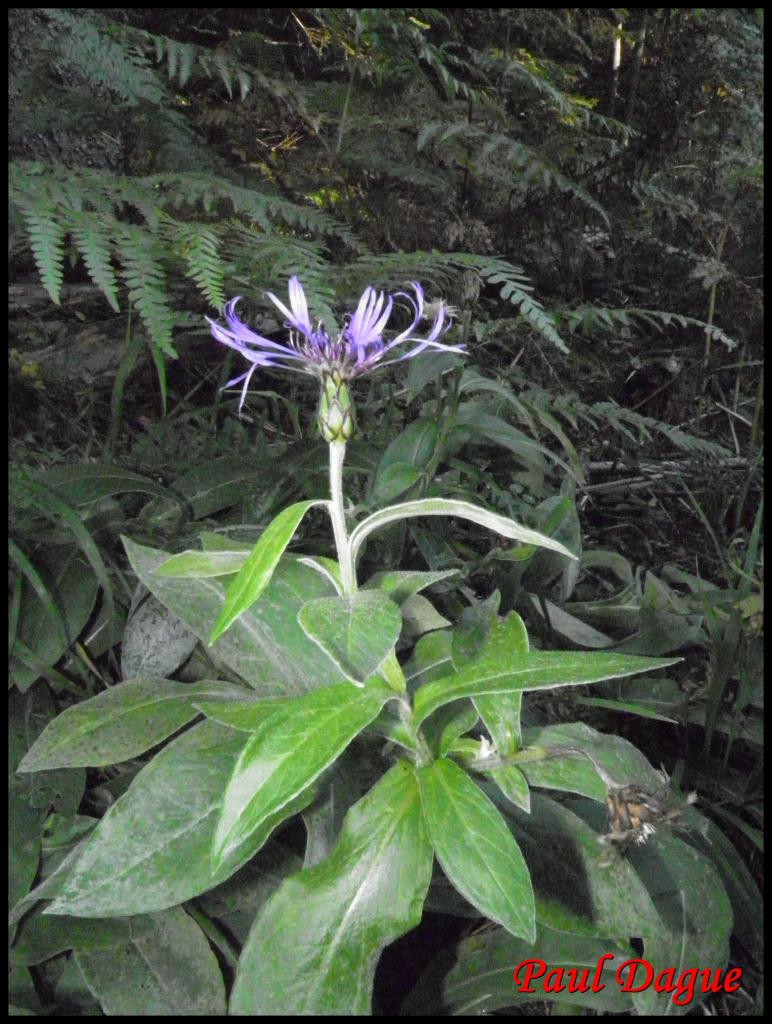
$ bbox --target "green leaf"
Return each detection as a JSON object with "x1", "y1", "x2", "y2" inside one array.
[
  {"x1": 213, "y1": 682, "x2": 390, "y2": 868},
  {"x1": 142, "y1": 456, "x2": 265, "y2": 525},
  {"x1": 404, "y1": 921, "x2": 633, "y2": 1015},
  {"x1": 404, "y1": 629, "x2": 454, "y2": 687},
  {"x1": 36, "y1": 462, "x2": 181, "y2": 508},
  {"x1": 297, "y1": 590, "x2": 402, "y2": 685},
  {"x1": 528, "y1": 595, "x2": 616, "y2": 648},
  {"x1": 400, "y1": 593, "x2": 451, "y2": 637},
  {"x1": 626, "y1": 832, "x2": 733, "y2": 1013},
  {"x1": 155, "y1": 549, "x2": 249, "y2": 578},
  {"x1": 120, "y1": 595, "x2": 196, "y2": 679},
  {"x1": 490, "y1": 765, "x2": 530, "y2": 811},
  {"x1": 463, "y1": 612, "x2": 528, "y2": 757},
  {"x1": 371, "y1": 418, "x2": 438, "y2": 502},
  {"x1": 9, "y1": 539, "x2": 68, "y2": 650},
  {"x1": 193, "y1": 695, "x2": 294, "y2": 731},
  {"x1": 692, "y1": 820, "x2": 763, "y2": 968},
  {"x1": 123, "y1": 539, "x2": 341, "y2": 695},
  {"x1": 350, "y1": 498, "x2": 576, "y2": 566},
  {"x1": 406, "y1": 350, "x2": 464, "y2": 401},
  {"x1": 556, "y1": 791, "x2": 732, "y2": 1014},
  {"x1": 363, "y1": 568, "x2": 459, "y2": 605},
  {"x1": 13, "y1": 898, "x2": 147, "y2": 966},
  {"x1": 504, "y1": 791, "x2": 667, "y2": 994},
  {"x1": 451, "y1": 591, "x2": 501, "y2": 665},
  {"x1": 417, "y1": 758, "x2": 535, "y2": 942},
  {"x1": 209, "y1": 500, "x2": 325, "y2": 644},
  {"x1": 455, "y1": 403, "x2": 572, "y2": 477},
  {"x1": 229, "y1": 761, "x2": 433, "y2": 1015},
  {"x1": 17, "y1": 679, "x2": 245, "y2": 771},
  {"x1": 46, "y1": 719, "x2": 313, "y2": 918},
  {"x1": 575, "y1": 695, "x2": 679, "y2": 724},
  {"x1": 74, "y1": 907, "x2": 226, "y2": 1015},
  {"x1": 436, "y1": 702, "x2": 479, "y2": 758},
  {"x1": 370, "y1": 462, "x2": 421, "y2": 502},
  {"x1": 413, "y1": 615, "x2": 678, "y2": 728},
  {"x1": 519, "y1": 722, "x2": 669, "y2": 801},
  {"x1": 297, "y1": 555, "x2": 343, "y2": 593},
  {"x1": 10, "y1": 548, "x2": 99, "y2": 692},
  {"x1": 16, "y1": 476, "x2": 116, "y2": 630}
]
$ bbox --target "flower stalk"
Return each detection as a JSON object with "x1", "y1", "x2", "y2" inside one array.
[
  {"x1": 328, "y1": 440, "x2": 356, "y2": 594},
  {"x1": 208, "y1": 274, "x2": 466, "y2": 666}
]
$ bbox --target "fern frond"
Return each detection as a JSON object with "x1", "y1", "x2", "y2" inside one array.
[
  {"x1": 561, "y1": 304, "x2": 739, "y2": 353},
  {"x1": 44, "y1": 9, "x2": 164, "y2": 108},
  {"x1": 223, "y1": 224, "x2": 337, "y2": 327},
  {"x1": 415, "y1": 39, "x2": 493, "y2": 107},
  {"x1": 341, "y1": 144, "x2": 448, "y2": 194},
  {"x1": 117, "y1": 225, "x2": 175, "y2": 356},
  {"x1": 17, "y1": 194, "x2": 65, "y2": 305},
  {"x1": 345, "y1": 250, "x2": 570, "y2": 355},
  {"x1": 449, "y1": 254, "x2": 570, "y2": 354},
  {"x1": 168, "y1": 221, "x2": 225, "y2": 309},
  {"x1": 418, "y1": 121, "x2": 609, "y2": 226},
  {"x1": 215, "y1": 180, "x2": 370, "y2": 254},
  {"x1": 66, "y1": 210, "x2": 121, "y2": 312},
  {"x1": 152, "y1": 36, "x2": 196, "y2": 89},
  {"x1": 627, "y1": 308, "x2": 739, "y2": 353},
  {"x1": 528, "y1": 388, "x2": 733, "y2": 459},
  {"x1": 593, "y1": 402, "x2": 734, "y2": 458}
]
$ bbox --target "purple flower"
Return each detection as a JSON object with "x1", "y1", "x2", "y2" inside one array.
[{"x1": 209, "y1": 276, "x2": 464, "y2": 413}]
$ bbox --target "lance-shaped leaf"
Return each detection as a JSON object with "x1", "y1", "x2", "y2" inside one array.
[
  {"x1": 403, "y1": 920, "x2": 633, "y2": 1015},
  {"x1": 229, "y1": 761, "x2": 433, "y2": 1015},
  {"x1": 362, "y1": 569, "x2": 459, "y2": 605},
  {"x1": 154, "y1": 550, "x2": 249, "y2": 578},
  {"x1": 75, "y1": 906, "x2": 227, "y2": 1016},
  {"x1": 457, "y1": 612, "x2": 528, "y2": 758},
  {"x1": 417, "y1": 758, "x2": 535, "y2": 942},
  {"x1": 297, "y1": 591, "x2": 402, "y2": 686},
  {"x1": 123, "y1": 540, "x2": 341, "y2": 696},
  {"x1": 212, "y1": 681, "x2": 391, "y2": 868},
  {"x1": 45, "y1": 719, "x2": 312, "y2": 918},
  {"x1": 413, "y1": 641, "x2": 679, "y2": 729},
  {"x1": 17, "y1": 678, "x2": 246, "y2": 771},
  {"x1": 208, "y1": 500, "x2": 326, "y2": 644},
  {"x1": 349, "y1": 498, "x2": 577, "y2": 566}
]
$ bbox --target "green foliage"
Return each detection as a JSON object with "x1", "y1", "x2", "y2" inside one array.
[
  {"x1": 44, "y1": 8, "x2": 166, "y2": 108},
  {"x1": 15, "y1": 183, "x2": 65, "y2": 305},
  {"x1": 9, "y1": 161, "x2": 367, "y2": 355},
  {"x1": 418, "y1": 120, "x2": 610, "y2": 226},
  {"x1": 9, "y1": 6, "x2": 763, "y2": 1017},
  {"x1": 117, "y1": 225, "x2": 175, "y2": 356}
]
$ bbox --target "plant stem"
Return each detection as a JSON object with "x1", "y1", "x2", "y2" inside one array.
[{"x1": 328, "y1": 440, "x2": 356, "y2": 593}]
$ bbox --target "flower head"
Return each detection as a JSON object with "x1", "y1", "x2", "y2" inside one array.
[{"x1": 208, "y1": 276, "x2": 464, "y2": 417}]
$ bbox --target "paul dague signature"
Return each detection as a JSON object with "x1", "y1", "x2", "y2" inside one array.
[{"x1": 512, "y1": 954, "x2": 742, "y2": 1008}]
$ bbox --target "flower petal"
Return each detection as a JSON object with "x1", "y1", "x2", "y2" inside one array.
[{"x1": 266, "y1": 276, "x2": 314, "y2": 338}]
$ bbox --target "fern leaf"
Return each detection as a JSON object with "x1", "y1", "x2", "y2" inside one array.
[
  {"x1": 452, "y1": 254, "x2": 570, "y2": 355},
  {"x1": 211, "y1": 51, "x2": 234, "y2": 98},
  {"x1": 173, "y1": 222, "x2": 225, "y2": 309},
  {"x1": 66, "y1": 210, "x2": 121, "y2": 312},
  {"x1": 118, "y1": 225, "x2": 175, "y2": 356},
  {"x1": 19, "y1": 198, "x2": 65, "y2": 305},
  {"x1": 45, "y1": 9, "x2": 164, "y2": 108}
]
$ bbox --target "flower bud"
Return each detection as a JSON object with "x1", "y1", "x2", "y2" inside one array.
[{"x1": 318, "y1": 370, "x2": 354, "y2": 443}]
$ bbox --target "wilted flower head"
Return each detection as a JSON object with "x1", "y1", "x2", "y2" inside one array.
[{"x1": 208, "y1": 276, "x2": 464, "y2": 418}]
